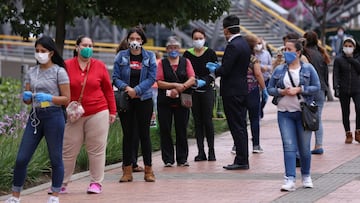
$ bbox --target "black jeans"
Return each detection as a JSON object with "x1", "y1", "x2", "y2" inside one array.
[
  {"x1": 246, "y1": 87, "x2": 261, "y2": 146},
  {"x1": 191, "y1": 89, "x2": 215, "y2": 152},
  {"x1": 339, "y1": 91, "x2": 360, "y2": 131},
  {"x1": 157, "y1": 103, "x2": 190, "y2": 164},
  {"x1": 222, "y1": 95, "x2": 249, "y2": 165},
  {"x1": 118, "y1": 98, "x2": 153, "y2": 166}
]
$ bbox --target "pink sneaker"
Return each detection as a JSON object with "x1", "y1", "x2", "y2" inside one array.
[
  {"x1": 87, "y1": 183, "x2": 102, "y2": 194},
  {"x1": 47, "y1": 186, "x2": 67, "y2": 194}
]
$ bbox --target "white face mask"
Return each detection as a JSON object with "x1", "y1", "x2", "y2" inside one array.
[
  {"x1": 34, "y1": 52, "x2": 50, "y2": 64},
  {"x1": 255, "y1": 44, "x2": 263, "y2": 51},
  {"x1": 193, "y1": 39, "x2": 205, "y2": 49},
  {"x1": 343, "y1": 47, "x2": 354, "y2": 55},
  {"x1": 128, "y1": 40, "x2": 142, "y2": 50}
]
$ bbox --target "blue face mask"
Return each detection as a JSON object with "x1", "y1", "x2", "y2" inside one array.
[
  {"x1": 80, "y1": 47, "x2": 93, "y2": 58},
  {"x1": 168, "y1": 50, "x2": 179, "y2": 58},
  {"x1": 284, "y1": 51, "x2": 297, "y2": 64}
]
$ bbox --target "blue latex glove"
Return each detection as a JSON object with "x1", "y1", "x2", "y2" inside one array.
[
  {"x1": 35, "y1": 92, "x2": 53, "y2": 102},
  {"x1": 262, "y1": 89, "x2": 269, "y2": 103},
  {"x1": 206, "y1": 62, "x2": 220, "y2": 73},
  {"x1": 196, "y1": 79, "x2": 206, "y2": 88},
  {"x1": 23, "y1": 91, "x2": 33, "y2": 101}
]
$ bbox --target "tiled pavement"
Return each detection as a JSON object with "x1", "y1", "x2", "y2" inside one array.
[{"x1": 2, "y1": 99, "x2": 360, "y2": 203}]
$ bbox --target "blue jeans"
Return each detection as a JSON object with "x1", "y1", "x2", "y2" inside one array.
[
  {"x1": 313, "y1": 90, "x2": 325, "y2": 147},
  {"x1": 12, "y1": 106, "x2": 65, "y2": 193},
  {"x1": 278, "y1": 111, "x2": 312, "y2": 178}
]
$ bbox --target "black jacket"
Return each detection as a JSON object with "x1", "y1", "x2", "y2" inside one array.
[
  {"x1": 333, "y1": 51, "x2": 360, "y2": 94},
  {"x1": 303, "y1": 46, "x2": 329, "y2": 92}
]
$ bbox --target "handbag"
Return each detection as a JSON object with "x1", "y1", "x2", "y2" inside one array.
[
  {"x1": 172, "y1": 69, "x2": 192, "y2": 108},
  {"x1": 66, "y1": 63, "x2": 89, "y2": 123},
  {"x1": 287, "y1": 68, "x2": 319, "y2": 131},
  {"x1": 180, "y1": 93, "x2": 192, "y2": 108},
  {"x1": 300, "y1": 101, "x2": 319, "y2": 131},
  {"x1": 114, "y1": 90, "x2": 129, "y2": 112}
]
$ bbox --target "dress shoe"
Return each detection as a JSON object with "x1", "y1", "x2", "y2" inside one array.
[{"x1": 223, "y1": 164, "x2": 249, "y2": 170}]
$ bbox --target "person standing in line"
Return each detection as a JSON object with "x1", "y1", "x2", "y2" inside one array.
[
  {"x1": 206, "y1": 15, "x2": 251, "y2": 170},
  {"x1": 115, "y1": 38, "x2": 144, "y2": 173},
  {"x1": 61, "y1": 36, "x2": 116, "y2": 194},
  {"x1": 183, "y1": 28, "x2": 217, "y2": 162},
  {"x1": 333, "y1": 37, "x2": 360, "y2": 144},
  {"x1": 6, "y1": 36, "x2": 70, "y2": 203},
  {"x1": 268, "y1": 39, "x2": 320, "y2": 192},
  {"x1": 303, "y1": 31, "x2": 331, "y2": 154},
  {"x1": 244, "y1": 34, "x2": 269, "y2": 153},
  {"x1": 113, "y1": 27, "x2": 157, "y2": 182},
  {"x1": 156, "y1": 36, "x2": 196, "y2": 167},
  {"x1": 330, "y1": 26, "x2": 351, "y2": 57},
  {"x1": 254, "y1": 37, "x2": 272, "y2": 119}
]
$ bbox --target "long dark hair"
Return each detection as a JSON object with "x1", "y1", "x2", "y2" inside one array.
[
  {"x1": 35, "y1": 36, "x2": 65, "y2": 69},
  {"x1": 303, "y1": 31, "x2": 331, "y2": 64}
]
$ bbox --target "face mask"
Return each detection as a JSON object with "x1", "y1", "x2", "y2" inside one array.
[
  {"x1": 193, "y1": 39, "x2": 205, "y2": 49},
  {"x1": 255, "y1": 44, "x2": 263, "y2": 51},
  {"x1": 284, "y1": 51, "x2": 297, "y2": 64},
  {"x1": 338, "y1": 30, "x2": 344, "y2": 36},
  {"x1": 343, "y1": 47, "x2": 354, "y2": 55},
  {"x1": 168, "y1": 50, "x2": 179, "y2": 58},
  {"x1": 80, "y1": 47, "x2": 93, "y2": 58},
  {"x1": 129, "y1": 41, "x2": 142, "y2": 50},
  {"x1": 34, "y1": 52, "x2": 50, "y2": 64}
]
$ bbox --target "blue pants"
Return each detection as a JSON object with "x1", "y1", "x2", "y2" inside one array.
[
  {"x1": 12, "y1": 106, "x2": 65, "y2": 193},
  {"x1": 278, "y1": 111, "x2": 311, "y2": 178}
]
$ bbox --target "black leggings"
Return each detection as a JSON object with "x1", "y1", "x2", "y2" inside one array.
[{"x1": 339, "y1": 92, "x2": 360, "y2": 132}]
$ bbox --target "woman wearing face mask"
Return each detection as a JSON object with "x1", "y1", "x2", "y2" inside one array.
[
  {"x1": 333, "y1": 37, "x2": 360, "y2": 144},
  {"x1": 156, "y1": 36, "x2": 196, "y2": 167},
  {"x1": 6, "y1": 36, "x2": 70, "y2": 203},
  {"x1": 183, "y1": 28, "x2": 218, "y2": 162},
  {"x1": 59, "y1": 35, "x2": 117, "y2": 194},
  {"x1": 112, "y1": 26, "x2": 157, "y2": 182},
  {"x1": 268, "y1": 39, "x2": 320, "y2": 192},
  {"x1": 254, "y1": 37, "x2": 272, "y2": 119}
]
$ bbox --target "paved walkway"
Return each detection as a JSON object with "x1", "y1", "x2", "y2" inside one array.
[{"x1": 2, "y1": 99, "x2": 360, "y2": 203}]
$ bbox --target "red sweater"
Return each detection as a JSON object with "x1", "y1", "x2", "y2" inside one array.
[{"x1": 65, "y1": 57, "x2": 116, "y2": 116}]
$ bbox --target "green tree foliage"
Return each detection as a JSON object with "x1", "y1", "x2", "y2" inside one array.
[
  {"x1": 0, "y1": 0, "x2": 230, "y2": 53},
  {"x1": 97, "y1": 0, "x2": 230, "y2": 27}
]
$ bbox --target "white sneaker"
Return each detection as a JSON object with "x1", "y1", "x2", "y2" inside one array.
[
  {"x1": 5, "y1": 196, "x2": 20, "y2": 203},
  {"x1": 47, "y1": 196, "x2": 59, "y2": 203},
  {"x1": 281, "y1": 177, "x2": 296, "y2": 192},
  {"x1": 302, "y1": 176, "x2": 313, "y2": 188}
]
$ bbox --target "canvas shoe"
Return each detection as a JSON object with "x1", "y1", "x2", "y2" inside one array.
[
  {"x1": 281, "y1": 176, "x2": 296, "y2": 192},
  {"x1": 87, "y1": 182, "x2": 102, "y2": 194},
  {"x1": 252, "y1": 145, "x2": 264, "y2": 153},
  {"x1": 231, "y1": 145, "x2": 236, "y2": 154},
  {"x1": 302, "y1": 176, "x2": 314, "y2": 188},
  {"x1": 5, "y1": 196, "x2": 20, "y2": 203},
  {"x1": 47, "y1": 196, "x2": 59, "y2": 203},
  {"x1": 47, "y1": 186, "x2": 67, "y2": 194}
]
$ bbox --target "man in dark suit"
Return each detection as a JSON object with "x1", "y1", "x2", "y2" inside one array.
[{"x1": 207, "y1": 15, "x2": 251, "y2": 170}]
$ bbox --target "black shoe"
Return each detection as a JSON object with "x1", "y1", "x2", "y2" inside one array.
[
  {"x1": 208, "y1": 148, "x2": 216, "y2": 161},
  {"x1": 223, "y1": 164, "x2": 249, "y2": 170},
  {"x1": 194, "y1": 154, "x2": 207, "y2": 162},
  {"x1": 296, "y1": 158, "x2": 301, "y2": 167}
]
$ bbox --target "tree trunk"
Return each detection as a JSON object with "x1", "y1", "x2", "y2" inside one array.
[{"x1": 55, "y1": 0, "x2": 66, "y2": 56}]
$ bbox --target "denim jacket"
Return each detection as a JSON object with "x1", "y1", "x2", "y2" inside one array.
[
  {"x1": 112, "y1": 49, "x2": 157, "y2": 101},
  {"x1": 267, "y1": 62, "x2": 320, "y2": 104}
]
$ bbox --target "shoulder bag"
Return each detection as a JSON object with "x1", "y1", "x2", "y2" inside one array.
[{"x1": 66, "y1": 63, "x2": 89, "y2": 123}]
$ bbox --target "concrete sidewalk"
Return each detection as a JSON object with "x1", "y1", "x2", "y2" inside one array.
[{"x1": 2, "y1": 99, "x2": 360, "y2": 203}]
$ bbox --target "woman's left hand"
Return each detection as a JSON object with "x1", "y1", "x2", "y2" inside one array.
[{"x1": 109, "y1": 114, "x2": 116, "y2": 124}]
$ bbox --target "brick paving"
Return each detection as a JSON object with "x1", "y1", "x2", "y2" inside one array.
[{"x1": 2, "y1": 99, "x2": 360, "y2": 203}]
